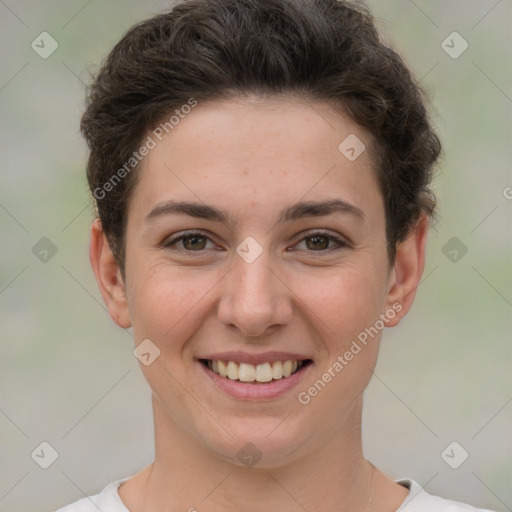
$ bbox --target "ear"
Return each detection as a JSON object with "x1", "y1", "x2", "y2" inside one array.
[
  {"x1": 89, "y1": 218, "x2": 131, "y2": 328},
  {"x1": 384, "y1": 215, "x2": 429, "y2": 327}
]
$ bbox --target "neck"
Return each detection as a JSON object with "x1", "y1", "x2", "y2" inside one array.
[{"x1": 129, "y1": 396, "x2": 384, "y2": 512}]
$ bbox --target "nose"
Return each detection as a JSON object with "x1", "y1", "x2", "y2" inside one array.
[{"x1": 217, "y1": 246, "x2": 293, "y2": 339}]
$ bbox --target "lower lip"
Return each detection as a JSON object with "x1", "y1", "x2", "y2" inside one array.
[{"x1": 198, "y1": 361, "x2": 312, "y2": 400}]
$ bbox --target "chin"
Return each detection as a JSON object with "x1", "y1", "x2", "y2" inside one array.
[{"x1": 197, "y1": 415, "x2": 310, "y2": 469}]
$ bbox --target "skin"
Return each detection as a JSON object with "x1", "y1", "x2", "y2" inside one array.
[{"x1": 90, "y1": 95, "x2": 428, "y2": 511}]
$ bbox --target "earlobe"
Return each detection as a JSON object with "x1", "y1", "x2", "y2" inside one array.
[
  {"x1": 89, "y1": 218, "x2": 132, "y2": 328},
  {"x1": 384, "y1": 215, "x2": 429, "y2": 327}
]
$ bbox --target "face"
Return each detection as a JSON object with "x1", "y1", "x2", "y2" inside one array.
[{"x1": 92, "y1": 95, "x2": 425, "y2": 468}]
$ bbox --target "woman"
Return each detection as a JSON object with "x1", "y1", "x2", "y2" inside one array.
[{"x1": 56, "y1": 0, "x2": 496, "y2": 510}]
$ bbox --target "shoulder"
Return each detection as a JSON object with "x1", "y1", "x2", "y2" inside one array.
[
  {"x1": 55, "y1": 476, "x2": 499, "y2": 512},
  {"x1": 54, "y1": 478, "x2": 130, "y2": 512},
  {"x1": 396, "y1": 479, "x2": 497, "y2": 512}
]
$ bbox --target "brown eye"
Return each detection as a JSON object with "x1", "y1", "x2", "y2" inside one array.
[
  {"x1": 293, "y1": 231, "x2": 347, "y2": 253},
  {"x1": 182, "y1": 234, "x2": 207, "y2": 250},
  {"x1": 163, "y1": 231, "x2": 215, "y2": 251},
  {"x1": 305, "y1": 235, "x2": 330, "y2": 250}
]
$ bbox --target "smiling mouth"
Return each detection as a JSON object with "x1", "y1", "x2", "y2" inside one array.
[{"x1": 200, "y1": 359, "x2": 312, "y2": 384}]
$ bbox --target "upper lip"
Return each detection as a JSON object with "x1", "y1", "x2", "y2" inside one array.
[{"x1": 198, "y1": 351, "x2": 312, "y2": 365}]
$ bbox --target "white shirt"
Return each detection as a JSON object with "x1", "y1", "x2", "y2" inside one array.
[{"x1": 55, "y1": 477, "x2": 497, "y2": 511}]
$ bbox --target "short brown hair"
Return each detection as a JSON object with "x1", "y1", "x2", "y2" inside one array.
[{"x1": 81, "y1": 0, "x2": 441, "y2": 273}]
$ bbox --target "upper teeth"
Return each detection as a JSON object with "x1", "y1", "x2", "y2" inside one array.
[{"x1": 207, "y1": 360, "x2": 303, "y2": 382}]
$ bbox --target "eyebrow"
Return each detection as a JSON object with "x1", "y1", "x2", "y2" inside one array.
[{"x1": 145, "y1": 198, "x2": 365, "y2": 225}]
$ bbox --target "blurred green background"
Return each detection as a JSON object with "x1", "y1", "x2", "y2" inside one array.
[{"x1": 1, "y1": 1, "x2": 511, "y2": 511}]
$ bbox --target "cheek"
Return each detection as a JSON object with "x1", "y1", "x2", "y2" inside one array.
[
  {"x1": 292, "y1": 269, "x2": 385, "y2": 433},
  {"x1": 127, "y1": 264, "x2": 219, "y2": 349},
  {"x1": 126, "y1": 266, "x2": 220, "y2": 417},
  {"x1": 290, "y1": 264, "x2": 387, "y2": 348}
]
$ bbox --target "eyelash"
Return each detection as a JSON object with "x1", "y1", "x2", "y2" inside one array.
[{"x1": 162, "y1": 230, "x2": 348, "y2": 254}]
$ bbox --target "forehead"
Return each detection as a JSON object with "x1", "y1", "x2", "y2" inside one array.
[{"x1": 129, "y1": 96, "x2": 383, "y2": 227}]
